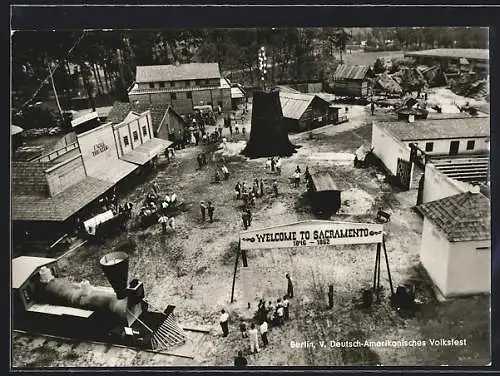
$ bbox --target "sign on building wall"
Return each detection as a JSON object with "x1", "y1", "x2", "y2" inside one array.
[
  {"x1": 77, "y1": 124, "x2": 119, "y2": 175},
  {"x1": 240, "y1": 220, "x2": 384, "y2": 250}
]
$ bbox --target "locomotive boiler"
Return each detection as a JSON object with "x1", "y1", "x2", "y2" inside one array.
[{"x1": 12, "y1": 252, "x2": 187, "y2": 351}]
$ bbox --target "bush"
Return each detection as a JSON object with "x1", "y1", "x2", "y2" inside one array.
[{"x1": 373, "y1": 58, "x2": 386, "y2": 74}]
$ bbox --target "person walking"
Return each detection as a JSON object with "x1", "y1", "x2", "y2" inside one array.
[
  {"x1": 260, "y1": 320, "x2": 269, "y2": 347},
  {"x1": 248, "y1": 323, "x2": 260, "y2": 353},
  {"x1": 286, "y1": 273, "x2": 294, "y2": 298},
  {"x1": 283, "y1": 295, "x2": 290, "y2": 321},
  {"x1": 200, "y1": 201, "x2": 207, "y2": 222},
  {"x1": 207, "y1": 201, "x2": 215, "y2": 223},
  {"x1": 220, "y1": 309, "x2": 229, "y2": 337},
  {"x1": 234, "y1": 350, "x2": 248, "y2": 367}
]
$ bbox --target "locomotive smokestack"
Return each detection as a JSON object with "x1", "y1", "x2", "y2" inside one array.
[{"x1": 99, "y1": 251, "x2": 129, "y2": 299}]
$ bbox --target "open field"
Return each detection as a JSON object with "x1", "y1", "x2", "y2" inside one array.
[{"x1": 12, "y1": 102, "x2": 490, "y2": 367}]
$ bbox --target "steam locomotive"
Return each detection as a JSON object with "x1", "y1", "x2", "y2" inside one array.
[{"x1": 12, "y1": 252, "x2": 187, "y2": 351}]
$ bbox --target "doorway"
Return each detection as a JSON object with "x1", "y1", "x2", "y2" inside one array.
[{"x1": 449, "y1": 141, "x2": 460, "y2": 155}]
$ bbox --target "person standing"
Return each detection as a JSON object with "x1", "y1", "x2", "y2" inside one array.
[
  {"x1": 259, "y1": 178, "x2": 265, "y2": 197},
  {"x1": 283, "y1": 295, "x2": 290, "y2": 321},
  {"x1": 220, "y1": 309, "x2": 229, "y2": 337},
  {"x1": 207, "y1": 201, "x2": 215, "y2": 223},
  {"x1": 222, "y1": 165, "x2": 230, "y2": 180},
  {"x1": 260, "y1": 320, "x2": 269, "y2": 347},
  {"x1": 248, "y1": 323, "x2": 260, "y2": 353},
  {"x1": 200, "y1": 201, "x2": 207, "y2": 222},
  {"x1": 242, "y1": 210, "x2": 249, "y2": 230},
  {"x1": 276, "y1": 301, "x2": 285, "y2": 325},
  {"x1": 272, "y1": 180, "x2": 279, "y2": 196},
  {"x1": 275, "y1": 157, "x2": 282, "y2": 174},
  {"x1": 235, "y1": 182, "x2": 242, "y2": 199},
  {"x1": 240, "y1": 322, "x2": 248, "y2": 338},
  {"x1": 286, "y1": 273, "x2": 294, "y2": 298},
  {"x1": 270, "y1": 157, "x2": 276, "y2": 172},
  {"x1": 293, "y1": 170, "x2": 301, "y2": 188},
  {"x1": 370, "y1": 102, "x2": 375, "y2": 116},
  {"x1": 234, "y1": 350, "x2": 248, "y2": 367}
]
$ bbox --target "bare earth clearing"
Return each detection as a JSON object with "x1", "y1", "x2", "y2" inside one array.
[{"x1": 12, "y1": 100, "x2": 489, "y2": 367}]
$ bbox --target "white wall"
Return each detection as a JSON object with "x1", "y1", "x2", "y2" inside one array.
[
  {"x1": 372, "y1": 122, "x2": 411, "y2": 175},
  {"x1": 422, "y1": 164, "x2": 471, "y2": 203},
  {"x1": 420, "y1": 218, "x2": 450, "y2": 295},
  {"x1": 446, "y1": 239, "x2": 491, "y2": 296},
  {"x1": 77, "y1": 124, "x2": 120, "y2": 177},
  {"x1": 403, "y1": 137, "x2": 489, "y2": 156}
]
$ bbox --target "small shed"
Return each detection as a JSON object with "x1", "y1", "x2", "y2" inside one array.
[
  {"x1": 330, "y1": 64, "x2": 375, "y2": 98},
  {"x1": 12, "y1": 256, "x2": 58, "y2": 311},
  {"x1": 230, "y1": 84, "x2": 246, "y2": 110},
  {"x1": 279, "y1": 92, "x2": 330, "y2": 132},
  {"x1": 327, "y1": 105, "x2": 349, "y2": 125},
  {"x1": 307, "y1": 172, "x2": 342, "y2": 216},
  {"x1": 416, "y1": 192, "x2": 490, "y2": 297}
]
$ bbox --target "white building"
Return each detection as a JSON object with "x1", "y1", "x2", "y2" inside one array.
[
  {"x1": 416, "y1": 191, "x2": 490, "y2": 297},
  {"x1": 371, "y1": 115, "x2": 490, "y2": 188},
  {"x1": 420, "y1": 156, "x2": 489, "y2": 204}
]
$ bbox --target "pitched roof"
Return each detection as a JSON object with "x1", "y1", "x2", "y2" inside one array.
[
  {"x1": 107, "y1": 101, "x2": 132, "y2": 124},
  {"x1": 333, "y1": 64, "x2": 374, "y2": 80},
  {"x1": 12, "y1": 161, "x2": 52, "y2": 197},
  {"x1": 12, "y1": 177, "x2": 113, "y2": 222},
  {"x1": 12, "y1": 256, "x2": 57, "y2": 289},
  {"x1": 377, "y1": 116, "x2": 489, "y2": 141},
  {"x1": 12, "y1": 125, "x2": 24, "y2": 135},
  {"x1": 404, "y1": 49, "x2": 489, "y2": 61},
  {"x1": 310, "y1": 172, "x2": 339, "y2": 192},
  {"x1": 279, "y1": 92, "x2": 328, "y2": 120},
  {"x1": 416, "y1": 192, "x2": 490, "y2": 242},
  {"x1": 275, "y1": 85, "x2": 301, "y2": 94},
  {"x1": 136, "y1": 63, "x2": 221, "y2": 83}
]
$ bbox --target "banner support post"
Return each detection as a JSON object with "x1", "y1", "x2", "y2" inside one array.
[{"x1": 230, "y1": 240, "x2": 241, "y2": 303}]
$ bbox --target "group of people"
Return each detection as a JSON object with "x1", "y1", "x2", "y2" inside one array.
[
  {"x1": 199, "y1": 200, "x2": 216, "y2": 223},
  {"x1": 215, "y1": 164, "x2": 230, "y2": 183},
  {"x1": 228, "y1": 273, "x2": 295, "y2": 366},
  {"x1": 234, "y1": 178, "x2": 277, "y2": 229},
  {"x1": 265, "y1": 157, "x2": 282, "y2": 174},
  {"x1": 292, "y1": 165, "x2": 311, "y2": 189}
]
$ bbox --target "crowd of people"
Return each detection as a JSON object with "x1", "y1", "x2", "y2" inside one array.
[
  {"x1": 136, "y1": 181, "x2": 181, "y2": 232},
  {"x1": 225, "y1": 273, "x2": 295, "y2": 366}
]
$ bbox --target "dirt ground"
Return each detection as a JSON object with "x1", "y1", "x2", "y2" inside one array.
[{"x1": 12, "y1": 101, "x2": 490, "y2": 368}]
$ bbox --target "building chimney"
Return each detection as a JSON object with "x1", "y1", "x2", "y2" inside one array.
[{"x1": 99, "y1": 251, "x2": 129, "y2": 299}]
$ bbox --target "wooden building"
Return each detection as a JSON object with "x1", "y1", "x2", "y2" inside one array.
[
  {"x1": 416, "y1": 192, "x2": 490, "y2": 297},
  {"x1": 128, "y1": 63, "x2": 232, "y2": 115},
  {"x1": 307, "y1": 172, "x2": 342, "y2": 216},
  {"x1": 330, "y1": 64, "x2": 375, "y2": 98},
  {"x1": 279, "y1": 92, "x2": 330, "y2": 132}
]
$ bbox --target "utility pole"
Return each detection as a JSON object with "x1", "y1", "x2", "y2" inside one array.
[{"x1": 47, "y1": 60, "x2": 64, "y2": 119}]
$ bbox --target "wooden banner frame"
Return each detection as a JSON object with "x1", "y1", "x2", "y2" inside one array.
[{"x1": 230, "y1": 220, "x2": 394, "y2": 303}]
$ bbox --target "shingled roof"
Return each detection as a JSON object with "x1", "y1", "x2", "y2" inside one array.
[
  {"x1": 12, "y1": 177, "x2": 113, "y2": 222},
  {"x1": 136, "y1": 63, "x2": 221, "y2": 83},
  {"x1": 416, "y1": 192, "x2": 490, "y2": 242},
  {"x1": 279, "y1": 92, "x2": 328, "y2": 120},
  {"x1": 12, "y1": 161, "x2": 53, "y2": 197},
  {"x1": 107, "y1": 101, "x2": 184, "y2": 131}
]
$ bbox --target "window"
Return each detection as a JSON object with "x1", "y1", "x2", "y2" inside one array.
[
  {"x1": 133, "y1": 130, "x2": 139, "y2": 141},
  {"x1": 467, "y1": 140, "x2": 475, "y2": 150},
  {"x1": 149, "y1": 83, "x2": 155, "y2": 89},
  {"x1": 170, "y1": 81, "x2": 175, "y2": 87},
  {"x1": 159, "y1": 82, "x2": 165, "y2": 88},
  {"x1": 142, "y1": 126, "x2": 148, "y2": 136},
  {"x1": 425, "y1": 142, "x2": 434, "y2": 152},
  {"x1": 123, "y1": 136, "x2": 129, "y2": 146},
  {"x1": 171, "y1": 93, "x2": 177, "y2": 100},
  {"x1": 187, "y1": 91, "x2": 192, "y2": 99}
]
